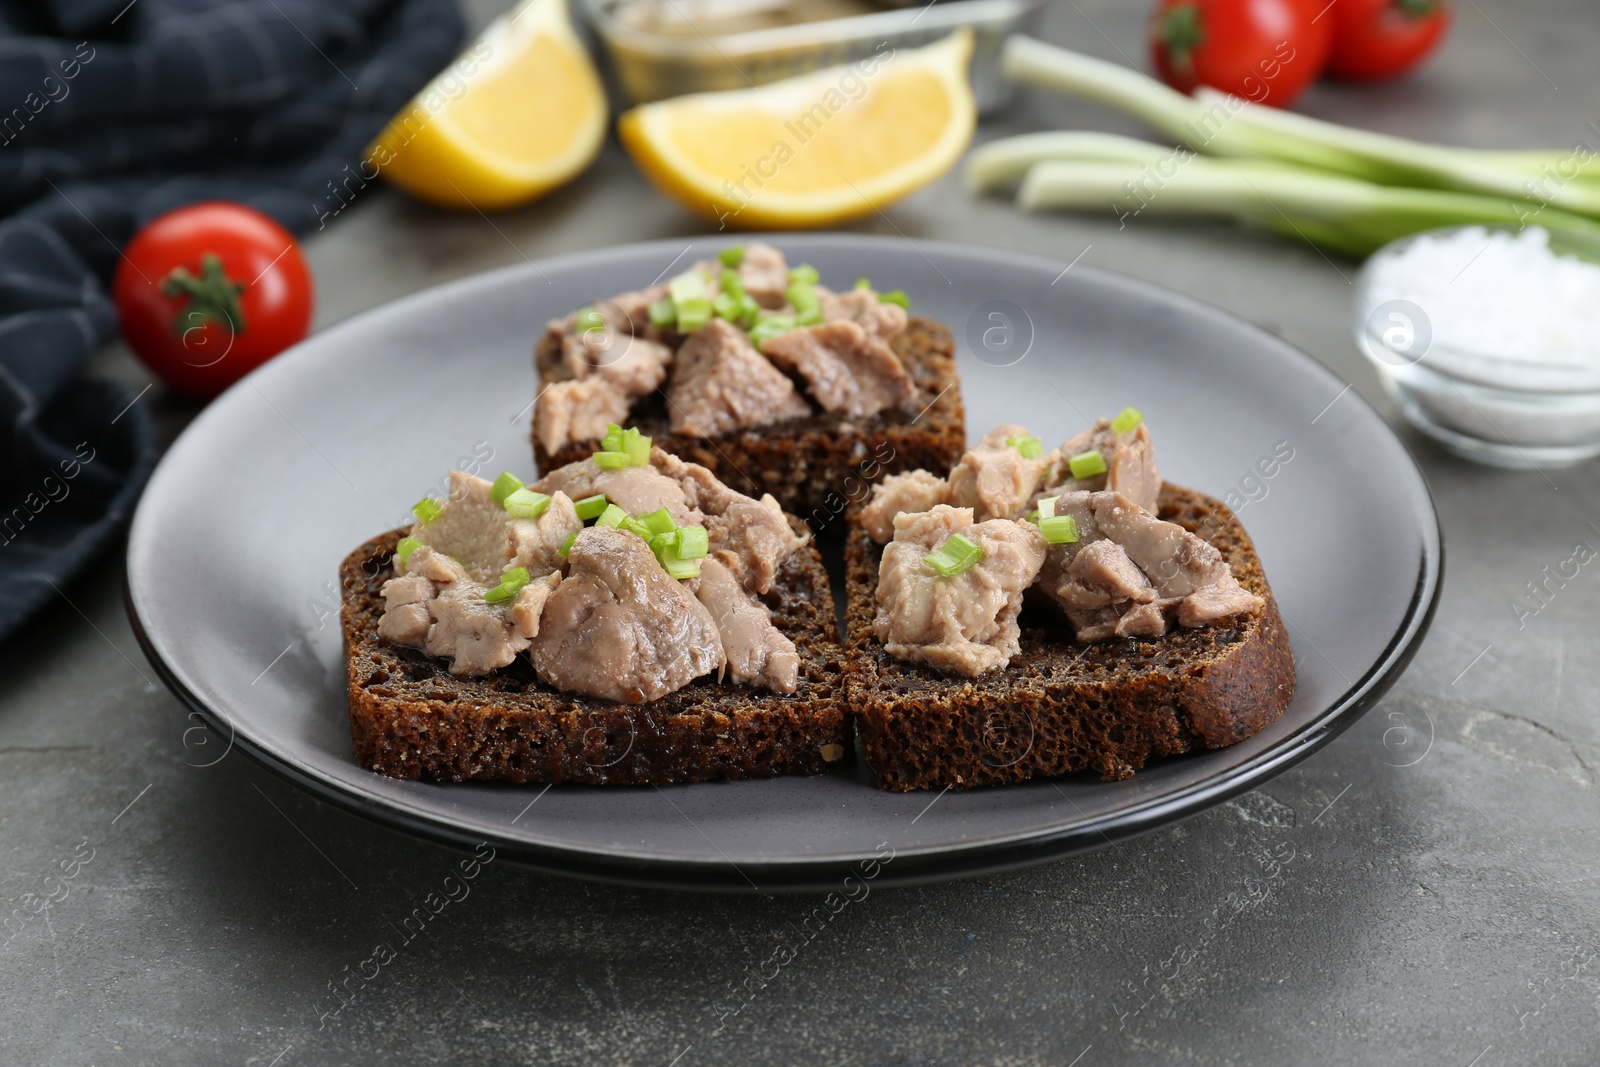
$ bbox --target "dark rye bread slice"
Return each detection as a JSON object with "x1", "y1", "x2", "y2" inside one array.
[
  {"x1": 533, "y1": 316, "x2": 966, "y2": 525},
  {"x1": 341, "y1": 524, "x2": 847, "y2": 785},
  {"x1": 843, "y1": 484, "x2": 1295, "y2": 791}
]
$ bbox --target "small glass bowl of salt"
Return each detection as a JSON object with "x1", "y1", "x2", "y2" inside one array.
[{"x1": 1355, "y1": 224, "x2": 1600, "y2": 468}]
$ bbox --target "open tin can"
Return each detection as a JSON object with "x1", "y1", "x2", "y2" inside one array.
[{"x1": 578, "y1": 0, "x2": 1048, "y2": 114}]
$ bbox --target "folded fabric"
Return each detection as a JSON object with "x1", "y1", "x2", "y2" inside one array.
[{"x1": 0, "y1": 0, "x2": 463, "y2": 643}]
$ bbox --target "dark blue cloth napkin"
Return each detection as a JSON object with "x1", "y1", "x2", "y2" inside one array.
[{"x1": 0, "y1": 0, "x2": 463, "y2": 641}]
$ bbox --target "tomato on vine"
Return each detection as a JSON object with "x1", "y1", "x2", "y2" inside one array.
[
  {"x1": 1148, "y1": 0, "x2": 1333, "y2": 108},
  {"x1": 113, "y1": 202, "x2": 314, "y2": 398}
]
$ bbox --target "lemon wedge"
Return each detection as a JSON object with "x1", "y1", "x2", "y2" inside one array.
[
  {"x1": 619, "y1": 29, "x2": 976, "y2": 229},
  {"x1": 370, "y1": 0, "x2": 606, "y2": 211}
]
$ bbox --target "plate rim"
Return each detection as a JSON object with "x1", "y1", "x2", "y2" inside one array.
[{"x1": 124, "y1": 233, "x2": 1444, "y2": 893}]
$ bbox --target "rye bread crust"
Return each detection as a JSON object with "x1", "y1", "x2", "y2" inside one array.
[
  {"x1": 341, "y1": 525, "x2": 846, "y2": 785},
  {"x1": 533, "y1": 316, "x2": 966, "y2": 522},
  {"x1": 844, "y1": 484, "x2": 1295, "y2": 791}
]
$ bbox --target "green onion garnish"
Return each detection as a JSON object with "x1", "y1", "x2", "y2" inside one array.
[
  {"x1": 719, "y1": 245, "x2": 744, "y2": 267},
  {"x1": 1038, "y1": 515, "x2": 1080, "y2": 545},
  {"x1": 788, "y1": 264, "x2": 819, "y2": 285},
  {"x1": 670, "y1": 271, "x2": 711, "y2": 333},
  {"x1": 1023, "y1": 510, "x2": 1039, "y2": 524},
  {"x1": 489, "y1": 471, "x2": 524, "y2": 506},
  {"x1": 503, "y1": 488, "x2": 551, "y2": 520},
  {"x1": 1037, "y1": 495, "x2": 1058, "y2": 519},
  {"x1": 796, "y1": 304, "x2": 824, "y2": 326},
  {"x1": 675, "y1": 525, "x2": 708, "y2": 560},
  {"x1": 573, "y1": 494, "x2": 607, "y2": 520},
  {"x1": 749, "y1": 315, "x2": 797, "y2": 346},
  {"x1": 660, "y1": 556, "x2": 701, "y2": 581},
  {"x1": 558, "y1": 530, "x2": 579, "y2": 557},
  {"x1": 1069, "y1": 449, "x2": 1108, "y2": 480},
  {"x1": 854, "y1": 277, "x2": 871, "y2": 290},
  {"x1": 484, "y1": 566, "x2": 531, "y2": 604},
  {"x1": 1006, "y1": 434, "x2": 1044, "y2": 460},
  {"x1": 623, "y1": 427, "x2": 651, "y2": 466},
  {"x1": 924, "y1": 533, "x2": 983, "y2": 578},
  {"x1": 574, "y1": 307, "x2": 606, "y2": 334},
  {"x1": 720, "y1": 268, "x2": 745, "y2": 301},
  {"x1": 648, "y1": 298, "x2": 676, "y2": 328},
  {"x1": 712, "y1": 291, "x2": 740, "y2": 322},
  {"x1": 639, "y1": 507, "x2": 676, "y2": 536},
  {"x1": 878, "y1": 289, "x2": 910, "y2": 309},
  {"x1": 626, "y1": 517, "x2": 657, "y2": 539},
  {"x1": 736, "y1": 294, "x2": 762, "y2": 327},
  {"x1": 654, "y1": 535, "x2": 702, "y2": 580},
  {"x1": 1111, "y1": 406, "x2": 1144, "y2": 434},
  {"x1": 395, "y1": 536, "x2": 422, "y2": 568},
  {"x1": 592, "y1": 427, "x2": 651, "y2": 469},
  {"x1": 648, "y1": 531, "x2": 676, "y2": 556},
  {"x1": 596, "y1": 503, "x2": 629, "y2": 528},
  {"x1": 412, "y1": 497, "x2": 443, "y2": 525}
]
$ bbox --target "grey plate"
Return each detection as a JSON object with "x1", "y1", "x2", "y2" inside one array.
[{"x1": 125, "y1": 234, "x2": 1440, "y2": 893}]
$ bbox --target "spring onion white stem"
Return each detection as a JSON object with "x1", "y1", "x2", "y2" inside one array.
[{"x1": 966, "y1": 132, "x2": 1180, "y2": 191}]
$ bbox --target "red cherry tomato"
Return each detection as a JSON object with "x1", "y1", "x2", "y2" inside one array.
[
  {"x1": 1327, "y1": 0, "x2": 1451, "y2": 81},
  {"x1": 114, "y1": 202, "x2": 313, "y2": 398},
  {"x1": 1149, "y1": 0, "x2": 1333, "y2": 108}
]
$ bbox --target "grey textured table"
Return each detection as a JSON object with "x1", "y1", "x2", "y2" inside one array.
[{"x1": 6, "y1": 1, "x2": 1598, "y2": 1063}]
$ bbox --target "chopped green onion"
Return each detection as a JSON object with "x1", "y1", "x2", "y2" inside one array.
[
  {"x1": 675, "y1": 525, "x2": 708, "y2": 560},
  {"x1": 660, "y1": 556, "x2": 701, "y2": 581},
  {"x1": 1023, "y1": 510, "x2": 1040, "y2": 524},
  {"x1": 639, "y1": 507, "x2": 676, "y2": 536},
  {"x1": 489, "y1": 471, "x2": 524, "y2": 506},
  {"x1": 924, "y1": 533, "x2": 983, "y2": 578},
  {"x1": 503, "y1": 488, "x2": 552, "y2": 520},
  {"x1": 854, "y1": 277, "x2": 872, "y2": 290},
  {"x1": 712, "y1": 291, "x2": 740, "y2": 321},
  {"x1": 749, "y1": 315, "x2": 797, "y2": 346},
  {"x1": 788, "y1": 264, "x2": 819, "y2": 285},
  {"x1": 596, "y1": 503, "x2": 629, "y2": 528},
  {"x1": 573, "y1": 494, "x2": 607, "y2": 520},
  {"x1": 1069, "y1": 449, "x2": 1108, "y2": 480},
  {"x1": 786, "y1": 280, "x2": 819, "y2": 311},
  {"x1": 484, "y1": 566, "x2": 531, "y2": 604},
  {"x1": 622, "y1": 427, "x2": 651, "y2": 466},
  {"x1": 797, "y1": 304, "x2": 824, "y2": 326},
  {"x1": 676, "y1": 298, "x2": 711, "y2": 332},
  {"x1": 395, "y1": 536, "x2": 422, "y2": 568},
  {"x1": 412, "y1": 497, "x2": 443, "y2": 525},
  {"x1": 593, "y1": 450, "x2": 632, "y2": 469},
  {"x1": 670, "y1": 271, "x2": 712, "y2": 332},
  {"x1": 720, "y1": 268, "x2": 745, "y2": 301},
  {"x1": 1111, "y1": 406, "x2": 1144, "y2": 434},
  {"x1": 1038, "y1": 515, "x2": 1080, "y2": 545},
  {"x1": 670, "y1": 270, "x2": 707, "y2": 303},
  {"x1": 558, "y1": 530, "x2": 579, "y2": 557},
  {"x1": 648, "y1": 531, "x2": 676, "y2": 556},
  {"x1": 621, "y1": 517, "x2": 653, "y2": 539},
  {"x1": 648, "y1": 298, "x2": 676, "y2": 328},
  {"x1": 878, "y1": 289, "x2": 910, "y2": 309},
  {"x1": 1037, "y1": 495, "x2": 1058, "y2": 519},
  {"x1": 601, "y1": 423, "x2": 625, "y2": 452},
  {"x1": 736, "y1": 294, "x2": 762, "y2": 327},
  {"x1": 1006, "y1": 433, "x2": 1044, "y2": 460},
  {"x1": 574, "y1": 307, "x2": 606, "y2": 334},
  {"x1": 718, "y1": 245, "x2": 745, "y2": 267}
]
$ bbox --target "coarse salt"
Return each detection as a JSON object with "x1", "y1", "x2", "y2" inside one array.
[{"x1": 1364, "y1": 225, "x2": 1600, "y2": 373}]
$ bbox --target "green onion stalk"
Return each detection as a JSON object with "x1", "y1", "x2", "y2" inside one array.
[
  {"x1": 1000, "y1": 37, "x2": 1600, "y2": 214},
  {"x1": 1015, "y1": 157, "x2": 1600, "y2": 259}
]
